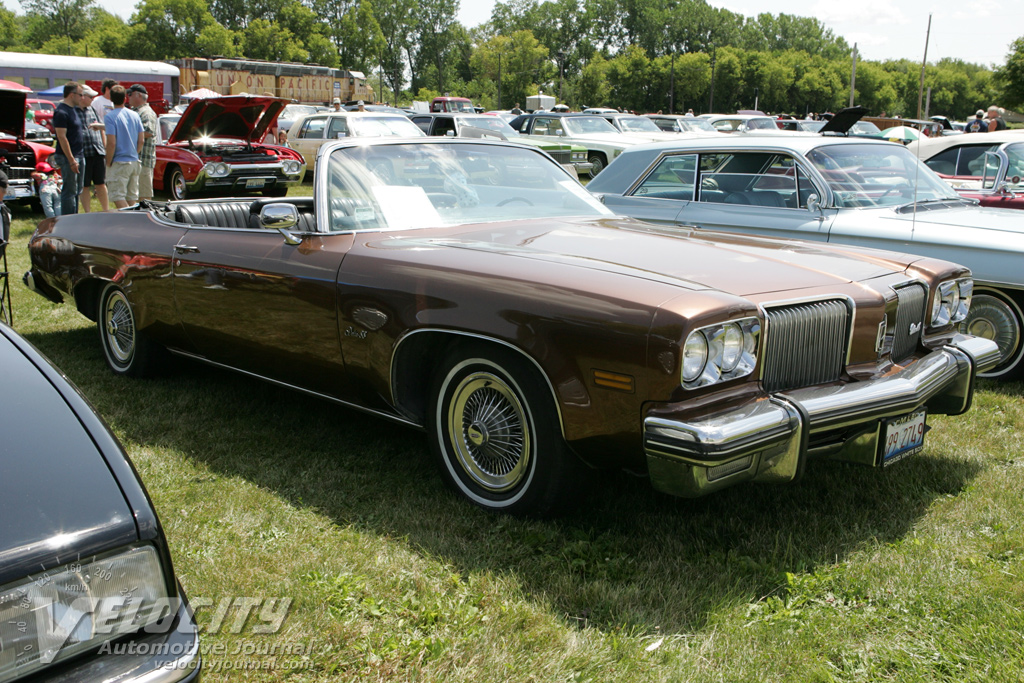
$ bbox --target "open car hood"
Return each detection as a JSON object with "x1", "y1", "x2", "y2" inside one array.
[
  {"x1": 819, "y1": 106, "x2": 869, "y2": 135},
  {"x1": 0, "y1": 88, "x2": 26, "y2": 139},
  {"x1": 167, "y1": 95, "x2": 286, "y2": 144}
]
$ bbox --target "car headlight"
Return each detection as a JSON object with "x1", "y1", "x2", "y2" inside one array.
[
  {"x1": 682, "y1": 317, "x2": 760, "y2": 389},
  {"x1": 0, "y1": 545, "x2": 172, "y2": 682},
  {"x1": 930, "y1": 277, "x2": 973, "y2": 327},
  {"x1": 572, "y1": 152, "x2": 586, "y2": 162},
  {"x1": 203, "y1": 162, "x2": 230, "y2": 178},
  {"x1": 284, "y1": 160, "x2": 302, "y2": 175}
]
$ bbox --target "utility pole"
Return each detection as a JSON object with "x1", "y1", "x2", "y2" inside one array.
[
  {"x1": 917, "y1": 15, "x2": 932, "y2": 120},
  {"x1": 849, "y1": 43, "x2": 858, "y2": 107},
  {"x1": 708, "y1": 48, "x2": 716, "y2": 114},
  {"x1": 669, "y1": 51, "x2": 675, "y2": 114}
]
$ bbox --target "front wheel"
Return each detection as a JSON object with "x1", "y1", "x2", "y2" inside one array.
[
  {"x1": 428, "y1": 346, "x2": 585, "y2": 516},
  {"x1": 961, "y1": 290, "x2": 1024, "y2": 380},
  {"x1": 98, "y1": 283, "x2": 165, "y2": 377},
  {"x1": 168, "y1": 166, "x2": 189, "y2": 201},
  {"x1": 587, "y1": 153, "x2": 606, "y2": 178}
]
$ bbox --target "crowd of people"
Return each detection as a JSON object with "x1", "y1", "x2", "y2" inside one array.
[{"x1": 43, "y1": 79, "x2": 157, "y2": 218}]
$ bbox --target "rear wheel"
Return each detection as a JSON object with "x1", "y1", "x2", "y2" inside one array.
[
  {"x1": 961, "y1": 289, "x2": 1024, "y2": 380},
  {"x1": 428, "y1": 345, "x2": 585, "y2": 516},
  {"x1": 98, "y1": 283, "x2": 165, "y2": 377},
  {"x1": 168, "y1": 166, "x2": 189, "y2": 201}
]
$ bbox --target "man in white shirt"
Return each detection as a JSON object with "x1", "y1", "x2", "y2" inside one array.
[{"x1": 90, "y1": 78, "x2": 116, "y2": 122}]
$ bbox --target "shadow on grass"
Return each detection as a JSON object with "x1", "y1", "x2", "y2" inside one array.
[{"x1": 24, "y1": 326, "x2": 986, "y2": 635}]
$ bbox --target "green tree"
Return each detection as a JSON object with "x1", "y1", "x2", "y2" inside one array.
[
  {"x1": 996, "y1": 36, "x2": 1024, "y2": 109},
  {"x1": 470, "y1": 30, "x2": 550, "y2": 109},
  {"x1": 376, "y1": 0, "x2": 417, "y2": 103},
  {"x1": 576, "y1": 52, "x2": 610, "y2": 109},
  {"x1": 0, "y1": 7, "x2": 18, "y2": 49},
  {"x1": 20, "y1": 0, "x2": 96, "y2": 54},
  {"x1": 125, "y1": 0, "x2": 226, "y2": 59},
  {"x1": 313, "y1": 0, "x2": 381, "y2": 72},
  {"x1": 243, "y1": 18, "x2": 307, "y2": 61}
]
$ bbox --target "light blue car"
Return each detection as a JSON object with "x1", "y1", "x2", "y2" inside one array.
[{"x1": 589, "y1": 135, "x2": 1024, "y2": 379}]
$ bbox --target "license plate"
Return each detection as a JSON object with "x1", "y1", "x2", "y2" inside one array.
[
  {"x1": 880, "y1": 409, "x2": 927, "y2": 466},
  {"x1": 245, "y1": 178, "x2": 265, "y2": 189}
]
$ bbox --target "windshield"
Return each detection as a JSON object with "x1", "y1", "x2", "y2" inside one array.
[
  {"x1": 806, "y1": 143, "x2": 960, "y2": 207},
  {"x1": 746, "y1": 117, "x2": 778, "y2": 131},
  {"x1": 326, "y1": 142, "x2": 611, "y2": 230},
  {"x1": 348, "y1": 116, "x2": 424, "y2": 137},
  {"x1": 159, "y1": 115, "x2": 180, "y2": 142},
  {"x1": 438, "y1": 100, "x2": 474, "y2": 113},
  {"x1": 851, "y1": 121, "x2": 881, "y2": 135},
  {"x1": 563, "y1": 116, "x2": 619, "y2": 135},
  {"x1": 462, "y1": 116, "x2": 521, "y2": 137},
  {"x1": 617, "y1": 117, "x2": 662, "y2": 133},
  {"x1": 680, "y1": 118, "x2": 716, "y2": 132},
  {"x1": 281, "y1": 105, "x2": 318, "y2": 121}
]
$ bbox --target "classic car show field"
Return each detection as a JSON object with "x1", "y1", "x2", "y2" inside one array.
[{"x1": 5, "y1": 175, "x2": 1024, "y2": 682}]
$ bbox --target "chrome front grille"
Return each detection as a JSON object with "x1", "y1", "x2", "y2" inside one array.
[
  {"x1": 547, "y1": 150, "x2": 571, "y2": 164},
  {"x1": 762, "y1": 299, "x2": 850, "y2": 392},
  {"x1": 891, "y1": 283, "x2": 927, "y2": 362}
]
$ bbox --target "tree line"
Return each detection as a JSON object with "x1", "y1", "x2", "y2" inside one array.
[{"x1": 3, "y1": 0, "x2": 1021, "y2": 118}]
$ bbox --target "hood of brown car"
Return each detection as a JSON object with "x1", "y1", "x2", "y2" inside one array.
[{"x1": 411, "y1": 217, "x2": 912, "y2": 298}]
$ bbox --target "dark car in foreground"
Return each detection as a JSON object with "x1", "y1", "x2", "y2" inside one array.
[
  {"x1": 588, "y1": 135, "x2": 1024, "y2": 380},
  {"x1": 0, "y1": 323, "x2": 200, "y2": 682},
  {"x1": 25, "y1": 138, "x2": 998, "y2": 515}
]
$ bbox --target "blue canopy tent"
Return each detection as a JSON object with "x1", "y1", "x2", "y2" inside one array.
[{"x1": 34, "y1": 85, "x2": 66, "y2": 99}]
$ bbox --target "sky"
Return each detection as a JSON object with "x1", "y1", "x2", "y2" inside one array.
[{"x1": 3, "y1": 0, "x2": 1018, "y2": 67}]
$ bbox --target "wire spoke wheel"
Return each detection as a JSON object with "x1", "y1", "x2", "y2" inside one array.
[
  {"x1": 103, "y1": 288, "x2": 136, "y2": 366},
  {"x1": 447, "y1": 372, "x2": 531, "y2": 493}
]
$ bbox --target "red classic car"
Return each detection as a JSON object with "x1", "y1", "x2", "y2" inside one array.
[
  {"x1": 1, "y1": 88, "x2": 55, "y2": 205},
  {"x1": 152, "y1": 95, "x2": 305, "y2": 200},
  {"x1": 911, "y1": 131, "x2": 1024, "y2": 209},
  {"x1": 25, "y1": 138, "x2": 999, "y2": 515},
  {"x1": 26, "y1": 98, "x2": 56, "y2": 132}
]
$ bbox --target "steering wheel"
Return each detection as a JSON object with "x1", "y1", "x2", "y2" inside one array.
[
  {"x1": 497, "y1": 196, "x2": 534, "y2": 207},
  {"x1": 879, "y1": 183, "x2": 913, "y2": 198}
]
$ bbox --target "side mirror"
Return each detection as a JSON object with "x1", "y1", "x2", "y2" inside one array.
[
  {"x1": 806, "y1": 193, "x2": 822, "y2": 214},
  {"x1": 996, "y1": 182, "x2": 1017, "y2": 198},
  {"x1": 445, "y1": 130, "x2": 456, "y2": 137},
  {"x1": 260, "y1": 203, "x2": 302, "y2": 245}
]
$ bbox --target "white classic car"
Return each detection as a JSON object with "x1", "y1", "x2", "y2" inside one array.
[{"x1": 588, "y1": 135, "x2": 1024, "y2": 380}]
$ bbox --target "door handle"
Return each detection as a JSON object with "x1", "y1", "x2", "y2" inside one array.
[{"x1": 174, "y1": 244, "x2": 200, "y2": 253}]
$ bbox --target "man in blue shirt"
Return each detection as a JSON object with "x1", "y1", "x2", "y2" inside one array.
[
  {"x1": 104, "y1": 85, "x2": 145, "y2": 209},
  {"x1": 52, "y1": 82, "x2": 85, "y2": 215}
]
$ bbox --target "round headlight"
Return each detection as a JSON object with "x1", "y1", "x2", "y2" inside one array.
[
  {"x1": 720, "y1": 323, "x2": 743, "y2": 372},
  {"x1": 217, "y1": 163, "x2": 230, "y2": 176},
  {"x1": 682, "y1": 331, "x2": 708, "y2": 383}
]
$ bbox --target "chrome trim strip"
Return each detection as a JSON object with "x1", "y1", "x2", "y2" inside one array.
[
  {"x1": 168, "y1": 348, "x2": 422, "y2": 429},
  {"x1": 389, "y1": 328, "x2": 567, "y2": 436}
]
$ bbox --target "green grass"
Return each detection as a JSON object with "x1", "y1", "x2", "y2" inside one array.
[{"x1": 5, "y1": 195, "x2": 1024, "y2": 682}]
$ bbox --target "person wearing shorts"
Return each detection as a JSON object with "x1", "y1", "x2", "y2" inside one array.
[
  {"x1": 77, "y1": 86, "x2": 109, "y2": 212},
  {"x1": 104, "y1": 85, "x2": 144, "y2": 209}
]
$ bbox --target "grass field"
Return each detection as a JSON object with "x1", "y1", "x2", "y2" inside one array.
[{"x1": 5, "y1": 192, "x2": 1024, "y2": 682}]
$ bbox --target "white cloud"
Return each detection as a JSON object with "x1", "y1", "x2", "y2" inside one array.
[{"x1": 810, "y1": 0, "x2": 909, "y2": 26}]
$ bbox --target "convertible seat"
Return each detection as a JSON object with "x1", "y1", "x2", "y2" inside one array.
[
  {"x1": 724, "y1": 190, "x2": 787, "y2": 207},
  {"x1": 176, "y1": 202, "x2": 252, "y2": 229}
]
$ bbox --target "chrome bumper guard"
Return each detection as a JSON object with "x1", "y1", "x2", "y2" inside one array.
[{"x1": 644, "y1": 335, "x2": 1000, "y2": 498}]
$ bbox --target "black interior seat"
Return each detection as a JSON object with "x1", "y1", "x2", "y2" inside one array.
[{"x1": 175, "y1": 202, "x2": 252, "y2": 229}]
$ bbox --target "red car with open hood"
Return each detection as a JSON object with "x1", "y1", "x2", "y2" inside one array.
[{"x1": 153, "y1": 95, "x2": 306, "y2": 200}]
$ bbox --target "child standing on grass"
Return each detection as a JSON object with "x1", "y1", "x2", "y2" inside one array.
[{"x1": 32, "y1": 161, "x2": 62, "y2": 218}]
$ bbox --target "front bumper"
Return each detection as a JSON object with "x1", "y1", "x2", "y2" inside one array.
[
  {"x1": 190, "y1": 162, "x2": 305, "y2": 194},
  {"x1": 644, "y1": 335, "x2": 1000, "y2": 498},
  {"x1": 572, "y1": 161, "x2": 594, "y2": 175},
  {"x1": 37, "y1": 597, "x2": 200, "y2": 682}
]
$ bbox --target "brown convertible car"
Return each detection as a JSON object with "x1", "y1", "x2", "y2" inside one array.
[{"x1": 25, "y1": 138, "x2": 999, "y2": 515}]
